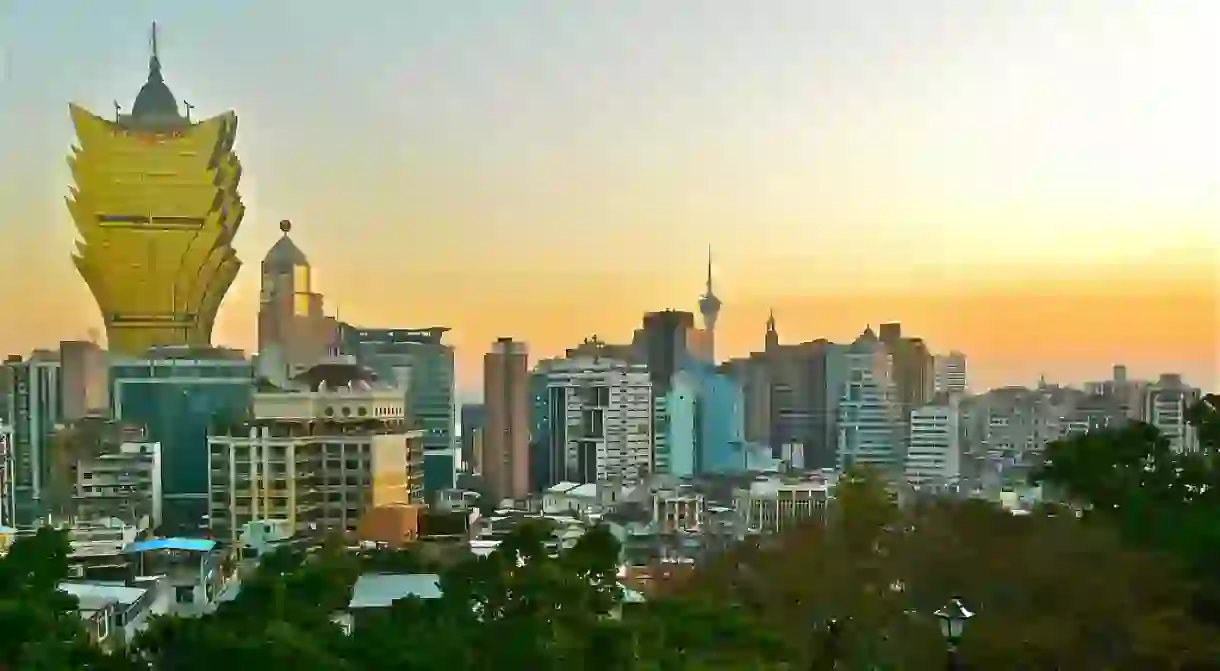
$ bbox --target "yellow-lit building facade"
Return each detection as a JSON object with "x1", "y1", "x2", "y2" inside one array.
[
  {"x1": 67, "y1": 38, "x2": 244, "y2": 357},
  {"x1": 205, "y1": 361, "x2": 425, "y2": 542}
]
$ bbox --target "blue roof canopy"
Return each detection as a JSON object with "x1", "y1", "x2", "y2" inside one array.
[{"x1": 123, "y1": 537, "x2": 217, "y2": 554}]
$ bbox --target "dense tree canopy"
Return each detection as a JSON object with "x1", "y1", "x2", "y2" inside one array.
[
  {"x1": 1034, "y1": 394, "x2": 1220, "y2": 625},
  {"x1": 671, "y1": 468, "x2": 1220, "y2": 669}
]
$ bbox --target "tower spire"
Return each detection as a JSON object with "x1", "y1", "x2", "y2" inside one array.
[
  {"x1": 705, "y1": 245, "x2": 714, "y2": 295},
  {"x1": 148, "y1": 21, "x2": 163, "y2": 83}
]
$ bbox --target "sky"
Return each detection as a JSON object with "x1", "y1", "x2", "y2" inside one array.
[{"x1": 0, "y1": 0, "x2": 1216, "y2": 398}]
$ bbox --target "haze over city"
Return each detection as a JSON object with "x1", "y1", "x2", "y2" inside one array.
[{"x1": 0, "y1": 0, "x2": 1216, "y2": 395}]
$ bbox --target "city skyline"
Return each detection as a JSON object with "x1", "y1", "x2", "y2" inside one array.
[{"x1": 0, "y1": 1, "x2": 1216, "y2": 394}]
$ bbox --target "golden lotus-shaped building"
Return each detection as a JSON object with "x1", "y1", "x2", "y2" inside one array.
[{"x1": 67, "y1": 36, "x2": 244, "y2": 357}]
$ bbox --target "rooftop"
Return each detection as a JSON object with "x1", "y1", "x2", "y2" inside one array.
[
  {"x1": 348, "y1": 573, "x2": 442, "y2": 609},
  {"x1": 59, "y1": 581, "x2": 148, "y2": 607},
  {"x1": 124, "y1": 537, "x2": 217, "y2": 554}
]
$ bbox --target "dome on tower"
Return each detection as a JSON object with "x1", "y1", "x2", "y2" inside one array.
[
  {"x1": 263, "y1": 219, "x2": 309, "y2": 269},
  {"x1": 130, "y1": 58, "x2": 180, "y2": 120}
]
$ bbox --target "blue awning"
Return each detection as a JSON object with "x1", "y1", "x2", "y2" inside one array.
[{"x1": 123, "y1": 537, "x2": 217, "y2": 554}]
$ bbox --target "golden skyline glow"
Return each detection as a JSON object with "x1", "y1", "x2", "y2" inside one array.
[{"x1": 0, "y1": 2, "x2": 1215, "y2": 393}]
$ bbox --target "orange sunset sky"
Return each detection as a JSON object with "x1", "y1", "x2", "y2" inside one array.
[{"x1": 0, "y1": 1, "x2": 1216, "y2": 397}]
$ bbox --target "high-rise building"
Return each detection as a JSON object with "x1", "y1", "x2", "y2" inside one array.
[
  {"x1": 543, "y1": 357, "x2": 653, "y2": 486},
  {"x1": 879, "y1": 323, "x2": 935, "y2": 457},
  {"x1": 0, "y1": 420, "x2": 14, "y2": 527},
  {"x1": 934, "y1": 351, "x2": 968, "y2": 395},
  {"x1": 2, "y1": 350, "x2": 62, "y2": 522},
  {"x1": 483, "y1": 338, "x2": 530, "y2": 502},
  {"x1": 257, "y1": 220, "x2": 338, "y2": 383},
  {"x1": 336, "y1": 326, "x2": 458, "y2": 496},
  {"x1": 905, "y1": 398, "x2": 962, "y2": 488},
  {"x1": 460, "y1": 404, "x2": 485, "y2": 473},
  {"x1": 697, "y1": 248, "x2": 722, "y2": 364},
  {"x1": 58, "y1": 340, "x2": 110, "y2": 421},
  {"x1": 110, "y1": 347, "x2": 253, "y2": 533},
  {"x1": 67, "y1": 26, "x2": 244, "y2": 356},
  {"x1": 206, "y1": 360, "x2": 424, "y2": 542},
  {"x1": 655, "y1": 372, "x2": 698, "y2": 478},
  {"x1": 634, "y1": 310, "x2": 697, "y2": 394},
  {"x1": 838, "y1": 327, "x2": 903, "y2": 475}
]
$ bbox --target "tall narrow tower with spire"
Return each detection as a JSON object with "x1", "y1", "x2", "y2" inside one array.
[{"x1": 698, "y1": 247, "x2": 723, "y2": 362}]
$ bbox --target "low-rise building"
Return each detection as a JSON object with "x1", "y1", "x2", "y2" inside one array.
[
  {"x1": 734, "y1": 475, "x2": 830, "y2": 535},
  {"x1": 123, "y1": 537, "x2": 230, "y2": 616},
  {"x1": 69, "y1": 440, "x2": 163, "y2": 529},
  {"x1": 334, "y1": 572, "x2": 442, "y2": 634},
  {"x1": 207, "y1": 360, "x2": 425, "y2": 541},
  {"x1": 60, "y1": 576, "x2": 171, "y2": 649}
]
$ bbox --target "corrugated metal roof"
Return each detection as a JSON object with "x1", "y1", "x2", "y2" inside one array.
[
  {"x1": 348, "y1": 573, "x2": 441, "y2": 609},
  {"x1": 123, "y1": 537, "x2": 217, "y2": 553}
]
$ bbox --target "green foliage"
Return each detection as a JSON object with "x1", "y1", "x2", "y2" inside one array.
[
  {"x1": 0, "y1": 527, "x2": 140, "y2": 670},
  {"x1": 1034, "y1": 395, "x2": 1220, "y2": 622}
]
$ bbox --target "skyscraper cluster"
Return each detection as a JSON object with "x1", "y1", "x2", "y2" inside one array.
[{"x1": 0, "y1": 29, "x2": 1206, "y2": 537}]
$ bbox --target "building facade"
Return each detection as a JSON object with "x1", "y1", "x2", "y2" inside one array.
[
  {"x1": 934, "y1": 351, "x2": 968, "y2": 395},
  {"x1": 543, "y1": 357, "x2": 654, "y2": 487},
  {"x1": 67, "y1": 32, "x2": 244, "y2": 356},
  {"x1": 837, "y1": 328, "x2": 903, "y2": 476},
  {"x1": 69, "y1": 439, "x2": 163, "y2": 529},
  {"x1": 59, "y1": 340, "x2": 110, "y2": 421},
  {"x1": 459, "y1": 404, "x2": 484, "y2": 473},
  {"x1": 655, "y1": 372, "x2": 698, "y2": 479},
  {"x1": 0, "y1": 421, "x2": 13, "y2": 527},
  {"x1": 336, "y1": 325, "x2": 457, "y2": 496},
  {"x1": 110, "y1": 347, "x2": 253, "y2": 533},
  {"x1": 257, "y1": 221, "x2": 339, "y2": 384},
  {"x1": 904, "y1": 399, "x2": 962, "y2": 488},
  {"x1": 483, "y1": 338, "x2": 530, "y2": 502},
  {"x1": 206, "y1": 360, "x2": 423, "y2": 541},
  {"x1": 734, "y1": 475, "x2": 830, "y2": 535},
  {"x1": 3, "y1": 350, "x2": 62, "y2": 522},
  {"x1": 1144, "y1": 374, "x2": 1202, "y2": 453}
]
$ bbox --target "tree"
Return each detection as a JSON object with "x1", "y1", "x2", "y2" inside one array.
[
  {"x1": 0, "y1": 527, "x2": 140, "y2": 670},
  {"x1": 1034, "y1": 395, "x2": 1220, "y2": 625},
  {"x1": 670, "y1": 467, "x2": 1220, "y2": 668}
]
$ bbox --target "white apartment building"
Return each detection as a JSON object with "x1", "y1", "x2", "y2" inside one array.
[
  {"x1": 1144, "y1": 374, "x2": 1201, "y2": 453},
  {"x1": 544, "y1": 357, "x2": 654, "y2": 486},
  {"x1": 905, "y1": 399, "x2": 962, "y2": 488},
  {"x1": 838, "y1": 328, "x2": 903, "y2": 475},
  {"x1": 206, "y1": 360, "x2": 424, "y2": 541},
  {"x1": 934, "y1": 352, "x2": 968, "y2": 395}
]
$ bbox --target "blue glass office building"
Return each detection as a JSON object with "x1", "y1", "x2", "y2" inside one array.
[
  {"x1": 336, "y1": 325, "x2": 457, "y2": 497},
  {"x1": 110, "y1": 350, "x2": 253, "y2": 533}
]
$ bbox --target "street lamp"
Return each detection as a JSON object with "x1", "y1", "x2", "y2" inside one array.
[
  {"x1": 810, "y1": 617, "x2": 844, "y2": 671},
  {"x1": 934, "y1": 597, "x2": 974, "y2": 669}
]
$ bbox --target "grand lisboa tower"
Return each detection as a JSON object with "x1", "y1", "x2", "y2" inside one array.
[{"x1": 67, "y1": 24, "x2": 244, "y2": 356}]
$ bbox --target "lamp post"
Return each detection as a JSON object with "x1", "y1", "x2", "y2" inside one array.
[
  {"x1": 934, "y1": 597, "x2": 974, "y2": 670},
  {"x1": 810, "y1": 617, "x2": 843, "y2": 671}
]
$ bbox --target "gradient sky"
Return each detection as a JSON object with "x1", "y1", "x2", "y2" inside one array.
[{"x1": 0, "y1": 0, "x2": 1216, "y2": 398}]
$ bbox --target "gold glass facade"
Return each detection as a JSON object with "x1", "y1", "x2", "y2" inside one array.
[{"x1": 66, "y1": 104, "x2": 245, "y2": 356}]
